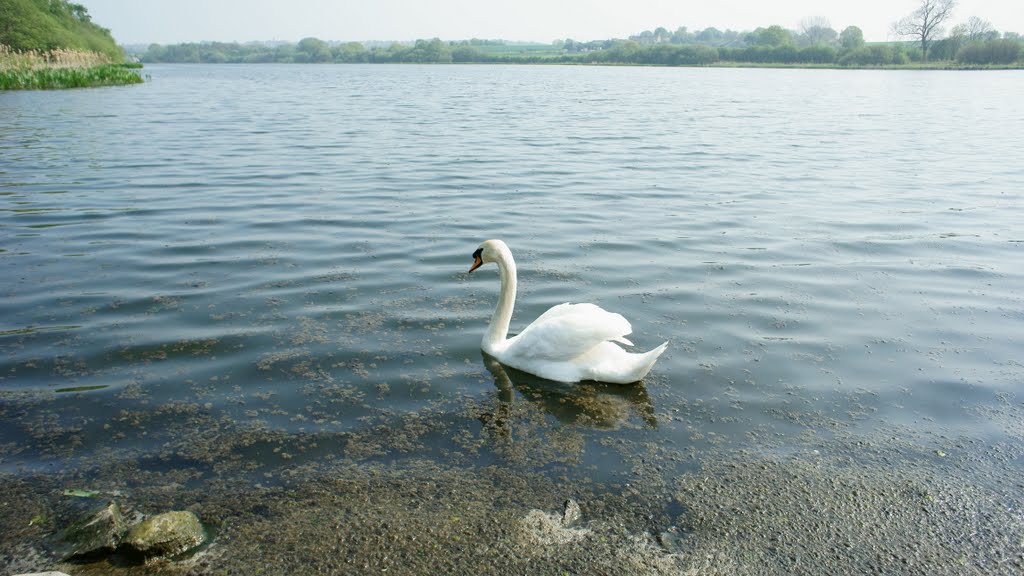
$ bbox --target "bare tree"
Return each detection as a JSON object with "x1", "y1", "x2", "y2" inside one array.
[
  {"x1": 963, "y1": 16, "x2": 995, "y2": 41},
  {"x1": 893, "y1": 0, "x2": 957, "y2": 60},
  {"x1": 800, "y1": 16, "x2": 837, "y2": 46}
]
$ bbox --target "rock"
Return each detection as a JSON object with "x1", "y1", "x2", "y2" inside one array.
[
  {"x1": 518, "y1": 509, "x2": 592, "y2": 546},
  {"x1": 12, "y1": 572, "x2": 73, "y2": 576},
  {"x1": 121, "y1": 511, "x2": 206, "y2": 559},
  {"x1": 561, "y1": 498, "x2": 582, "y2": 527},
  {"x1": 60, "y1": 501, "x2": 126, "y2": 559}
]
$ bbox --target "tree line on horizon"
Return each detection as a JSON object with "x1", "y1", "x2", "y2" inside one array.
[
  {"x1": 134, "y1": 0, "x2": 1021, "y2": 68},
  {"x1": 137, "y1": 23, "x2": 1022, "y2": 68},
  {"x1": 2, "y1": 0, "x2": 1021, "y2": 68},
  {"x1": 137, "y1": 1, "x2": 1022, "y2": 68}
]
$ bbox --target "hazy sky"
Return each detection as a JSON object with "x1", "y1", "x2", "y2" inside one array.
[{"x1": 79, "y1": 0, "x2": 1024, "y2": 45}]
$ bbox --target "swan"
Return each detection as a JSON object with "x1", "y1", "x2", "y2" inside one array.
[{"x1": 467, "y1": 239, "x2": 668, "y2": 384}]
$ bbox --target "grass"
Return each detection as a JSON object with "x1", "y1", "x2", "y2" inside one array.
[
  {"x1": 471, "y1": 43, "x2": 563, "y2": 57},
  {"x1": 0, "y1": 44, "x2": 144, "y2": 90}
]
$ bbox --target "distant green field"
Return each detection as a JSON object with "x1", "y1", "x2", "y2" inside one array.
[{"x1": 470, "y1": 43, "x2": 562, "y2": 57}]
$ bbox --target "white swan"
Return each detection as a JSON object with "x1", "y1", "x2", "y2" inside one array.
[{"x1": 467, "y1": 239, "x2": 668, "y2": 384}]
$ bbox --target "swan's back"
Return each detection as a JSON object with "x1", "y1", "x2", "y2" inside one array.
[
  {"x1": 508, "y1": 303, "x2": 632, "y2": 361},
  {"x1": 497, "y1": 302, "x2": 667, "y2": 384}
]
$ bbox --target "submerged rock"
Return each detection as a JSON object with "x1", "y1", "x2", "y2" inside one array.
[
  {"x1": 121, "y1": 511, "x2": 205, "y2": 559},
  {"x1": 60, "y1": 501, "x2": 126, "y2": 560},
  {"x1": 518, "y1": 508, "x2": 592, "y2": 546},
  {"x1": 516, "y1": 502, "x2": 685, "y2": 574},
  {"x1": 12, "y1": 572, "x2": 73, "y2": 576}
]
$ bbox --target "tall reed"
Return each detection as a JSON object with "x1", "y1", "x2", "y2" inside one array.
[{"x1": 1, "y1": 44, "x2": 143, "y2": 90}]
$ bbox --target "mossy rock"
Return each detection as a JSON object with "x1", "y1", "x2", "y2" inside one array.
[
  {"x1": 60, "y1": 501, "x2": 126, "y2": 560},
  {"x1": 121, "y1": 511, "x2": 206, "y2": 559}
]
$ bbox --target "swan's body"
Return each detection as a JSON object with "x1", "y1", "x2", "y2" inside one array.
[{"x1": 468, "y1": 239, "x2": 667, "y2": 384}]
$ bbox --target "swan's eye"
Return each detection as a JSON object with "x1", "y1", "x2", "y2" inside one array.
[{"x1": 472, "y1": 248, "x2": 483, "y2": 259}]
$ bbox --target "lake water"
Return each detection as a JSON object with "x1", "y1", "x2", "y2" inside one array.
[{"x1": 2, "y1": 64, "x2": 1023, "y2": 574}]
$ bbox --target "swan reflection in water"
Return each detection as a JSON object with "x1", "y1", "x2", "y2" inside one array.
[
  {"x1": 480, "y1": 352, "x2": 658, "y2": 432},
  {"x1": 475, "y1": 353, "x2": 658, "y2": 466}
]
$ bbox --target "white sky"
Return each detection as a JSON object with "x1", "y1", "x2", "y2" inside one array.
[{"x1": 79, "y1": 0, "x2": 1024, "y2": 45}]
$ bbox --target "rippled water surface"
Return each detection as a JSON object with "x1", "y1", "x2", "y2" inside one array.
[{"x1": 2, "y1": 64, "x2": 1024, "y2": 570}]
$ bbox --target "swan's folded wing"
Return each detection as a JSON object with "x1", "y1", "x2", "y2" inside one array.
[{"x1": 510, "y1": 303, "x2": 633, "y2": 362}]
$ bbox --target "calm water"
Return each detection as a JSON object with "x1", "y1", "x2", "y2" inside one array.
[{"x1": 1, "y1": 64, "x2": 1023, "y2": 492}]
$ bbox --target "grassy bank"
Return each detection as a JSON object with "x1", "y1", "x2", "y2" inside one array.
[{"x1": 0, "y1": 45, "x2": 143, "y2": 90}]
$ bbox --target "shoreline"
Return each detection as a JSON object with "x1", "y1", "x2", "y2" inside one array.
[
  {"x1": 133, "y1": 60, "x2": 1024, "y2": 71},
  {"x1": 2, "y1": 387, "x2": 1022, "y2": 575}
]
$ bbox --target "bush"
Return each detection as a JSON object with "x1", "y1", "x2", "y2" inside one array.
[
  {"x1": 675, "y1": 45, "x2": 719, "y2": 65},
  {"x1": 720, "y1": 44, "x2": 839, "y2": 64},
  {"x1": 956, "y1": 39, "x2": 1022, "y2": 65},
  {"x1": 798, "y1": 45, "x2": 837, "y2": 64},
  {"x1": 837, "y1": 45, "x2": 907, "y2": 66},
  {"x1": 650, "y1": 44, "x2": 718, "y2": 66}
]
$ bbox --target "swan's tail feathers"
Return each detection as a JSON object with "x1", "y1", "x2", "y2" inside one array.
[
  {"x1": 579, "y1": 340, "x2": 669, "y2": 384},
  {"x1": 634, "y1": 341, "x2": 668, "y2": 381}
]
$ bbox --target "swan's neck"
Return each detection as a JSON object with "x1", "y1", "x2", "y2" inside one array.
[{"x1": 484, "y1": 248, "x2": 517, "y2": 352}]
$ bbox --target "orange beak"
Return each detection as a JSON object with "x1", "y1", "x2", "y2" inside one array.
[{"x1": 468, "y1": 255, "x2": 483, "y2": 273}]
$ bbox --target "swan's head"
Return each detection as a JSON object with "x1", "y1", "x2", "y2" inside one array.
[{"x1": 467, "y1": 239, "x2": 508, "y2": 274}]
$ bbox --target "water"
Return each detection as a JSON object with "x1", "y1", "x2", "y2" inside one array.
[{"x1": 2, "y1": 64, "x2": 1024, "y2": 571}]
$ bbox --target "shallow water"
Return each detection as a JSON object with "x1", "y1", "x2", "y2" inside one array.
[{"x1": 1, "y1": 64, "x2": 1024, "y2": 571}]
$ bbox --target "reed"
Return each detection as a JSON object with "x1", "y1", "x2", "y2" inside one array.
[{"x1": 0, "y1": 45, "x2": 143, "y2": 90}]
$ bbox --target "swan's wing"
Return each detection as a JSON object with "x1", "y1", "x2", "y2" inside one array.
[
  {"x1": 533, "y1": 303, "x2": 633, "y2": 345},
  {"x1": 509, "y1": 303, "x2": 633, "y2": 362},
  {"x1": 530, "y1": 302, "x2": 578, "y2": 324}
]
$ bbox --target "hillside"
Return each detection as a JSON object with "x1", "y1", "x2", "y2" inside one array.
[{"x1": 0, "y1": 0, "x2": 123, "y2": 59}]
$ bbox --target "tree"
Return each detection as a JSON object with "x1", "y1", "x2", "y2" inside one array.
[
  {"x1": 800, "y1": 17, "x2": 837, "y2": 46},
  {"x1": 839, "y1": 26, "x2": 865, "y2": 50},
  {"x1": 602, "y1": 40, "x2": 640, "y2": 62},
  {"x1": 451, "y1": 44, "x2": 484, "y2": 62},
  {"x1": 67, "y1": 3, "x2": 90, "y2": 22},
  {"x1": 932, "y1": 24, "x2": 966, "y2": 60},
  {"x1": 333, "y1": 42, "x2": 368, "y2": 63},
  {"x1": 696, "y1": 27, "x2": 724, "y2": 45},
  {"x1": 957, "y1": 38, "x2": 1021, "y2": 64},
  {"x1": 0, "y1": 0, "x2": 123, "y2": 58},
  {"x1": 297, "y1": 37, "x2": 331, "y2": 62},
  {"x1": 746, "y1": 25, "x2": 793, "y2": 47},
  {"x1": 671, "y1": 26, "x2": 692, "y2": 44},
  {"x1": 893, "y1": 0, "x2": 957, "y2": 61},
  {"x1": 408, "y1": 38, "x2": 451, "y2": 63},
  {"x1": 962, "y1": 16, "x2": 996, "y2": 42}
]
